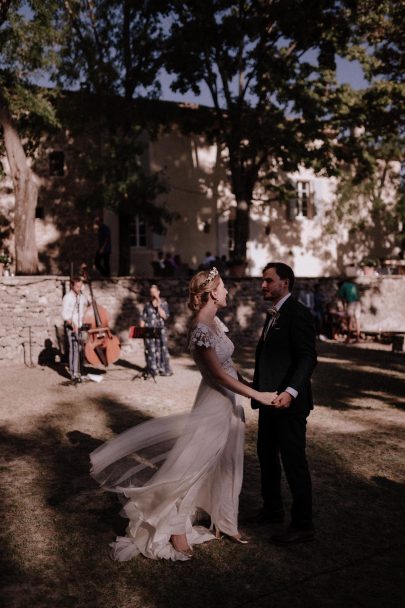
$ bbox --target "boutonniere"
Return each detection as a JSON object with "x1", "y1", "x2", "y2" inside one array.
[
  {"x1": 267, "y1": 305, "x2": 279, "y2": 319},
  {"x1": 264, "y1": 306, "x2": 280, "y2": 334},
  {"x1": 267, "y1": 304, "x2": 280, "y2": 317}
]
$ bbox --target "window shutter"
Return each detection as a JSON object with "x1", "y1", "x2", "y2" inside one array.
[{"x1": 307, "y1": 192, "x2": 315, "y2": 219}]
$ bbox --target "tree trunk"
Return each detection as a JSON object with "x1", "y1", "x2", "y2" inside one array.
[
  {"x1": 234, "y1": 200, "x2": 250, "y2": 259},
  {"x1": 227, "y1": 141, "x2": 255, "y2": 260},
  {"x1": 229, "y1": 166, "x2": 252, "y2": 259},
  {"x1": 0, "y1": 98, "x2": 38, "y2": 274}
]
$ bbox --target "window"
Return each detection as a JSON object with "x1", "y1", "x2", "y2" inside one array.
[
  {"x1": 288, "y1": 181, "x2": 314, "y2": 219},
  {"x1": 296, "y1": 181, "x2": 311, "y2": 216},
  {"x1": 48, "y1": 151, "x2": 65, "y2": 176},
  {"x1": 130, "y1": 214, "x2": 147, "y2": 247}
]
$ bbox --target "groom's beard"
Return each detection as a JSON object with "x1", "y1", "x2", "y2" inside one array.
[{"x1": 262, "y1": 293, "x2": 278, "y2": 302}]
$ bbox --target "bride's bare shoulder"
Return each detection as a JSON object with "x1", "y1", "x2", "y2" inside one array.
[{"x1": 189, "y1": 314, "x2": 209, "y2": 329}]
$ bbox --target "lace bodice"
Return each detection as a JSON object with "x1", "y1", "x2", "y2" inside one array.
[{"x1": 189, "y1": 317, "x2": 236, "y2": 378}]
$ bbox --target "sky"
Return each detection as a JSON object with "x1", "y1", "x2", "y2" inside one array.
[
  {"x1": 33, "y1": 55, "x2": 369, "y2": 108},
  {"x1": 18, "y1": 2, "x2": 369, "y2": 106},
  {"x1": 158, "y1": 56, "x2": 368, "y2": 106}
]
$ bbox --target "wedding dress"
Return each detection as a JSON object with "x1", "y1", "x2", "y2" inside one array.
[{"x1": 90, "y1": 317, "x2": 245, "y2": 561}]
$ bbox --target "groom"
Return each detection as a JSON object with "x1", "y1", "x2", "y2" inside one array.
[{"x1": 251, "y1": 262, "x2": 317, "y2": 544}]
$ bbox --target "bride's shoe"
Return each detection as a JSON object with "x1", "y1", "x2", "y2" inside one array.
[
  {"x1": 214, "y1": 526, "x2": 249, "y2": 545},
  {"x1": 170, "y1": 534, "x2": 193, "y2": 558}
]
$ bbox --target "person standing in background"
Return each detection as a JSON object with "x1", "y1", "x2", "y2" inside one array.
[
  {"x1": 338, "y1": 279, "x2": 362, "y2": 343},
  {"x1": 62, "y1": 277, "x2": 89, "y2": 383},
  {"x1": 141, "y1": 284, "x2": 173, "y2": 377}
]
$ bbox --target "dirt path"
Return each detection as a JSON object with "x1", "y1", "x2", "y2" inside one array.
[{"x1": 1, "y1": 341, "x2": 404, "y2": 608}]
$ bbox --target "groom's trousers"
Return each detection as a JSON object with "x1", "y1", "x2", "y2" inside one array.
[{"x1": 257, "y1": 409, "x2": 313, "y2": 530}]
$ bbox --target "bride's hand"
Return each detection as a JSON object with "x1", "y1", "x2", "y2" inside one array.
[{"x1": 257, "y1": 391, "x2": 278, "y2": 406}]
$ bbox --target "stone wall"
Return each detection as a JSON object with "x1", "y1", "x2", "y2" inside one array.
[{"x1": 1, "y1": 275, "x2": 404, "y2": 365}]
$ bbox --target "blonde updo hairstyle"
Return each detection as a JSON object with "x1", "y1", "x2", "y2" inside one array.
[{"x1": 188, "y1": 269, "x2": 221, "y2": 313}]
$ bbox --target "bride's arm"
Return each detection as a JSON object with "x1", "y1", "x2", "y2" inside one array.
[
  {"x1": 237, "y1": 371, "x2": 252, "y2": 387},
  {"x1": 197, "y1": 346, "x2": 276, "y2": 406}
]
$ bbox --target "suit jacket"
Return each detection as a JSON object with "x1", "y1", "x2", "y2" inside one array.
[{"x1": 251, "y1": 296, "x2": 317, "y2": 415}]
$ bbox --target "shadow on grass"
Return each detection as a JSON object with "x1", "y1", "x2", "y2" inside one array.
[
  {"x1": 38, "y1": 353, "x2": 146, "y2": 382},
  {"x1": 38, "y1": 360, "x2": 72, "y2": 380},
  {"x1": 1, "y1": 347, "x2": 405, "y2": 608},
  {"x1": 113, "y1": 358, "x2": 145, "y2": 373},
  {"x1": 312, "y1": 342, "x2": 405, "y2": 411},
  {"x1": 236, "y1": 341, "x2": 405, "y2": 411},
  {"x1": 315, "y1": 340, "x2": 405, "y2": 373}
]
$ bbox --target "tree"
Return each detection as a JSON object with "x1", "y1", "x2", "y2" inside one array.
[
  {"x1": 324, "y1": 152, "x2": 401, "y2": 264},
  {"x1": 0, "y1": 1, "x2": 60, "y2": 274},
  {"x1": 326, "y1": 0, "x2": 405, "y2": 258},
  {"x1": 164, "y1": 0, "x2": 365, "y2": 259},
  {"x1": 0, "y1": 90, "x2": 39, "y2": 273},
  {"x1": 53, "y1": 0, "x2": 171, "y2": 274}
]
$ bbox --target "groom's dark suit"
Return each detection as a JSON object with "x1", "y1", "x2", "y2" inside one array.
[{"x1": 252, "y1": 295, "x2": 317, "y2": 530}]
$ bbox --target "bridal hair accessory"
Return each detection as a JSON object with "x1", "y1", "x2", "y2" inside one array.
[{"x1": 201, "y1": 267, "x2": 219, "y2": 288}]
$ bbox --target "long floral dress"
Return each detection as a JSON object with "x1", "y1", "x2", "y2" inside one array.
[
  {"x1": 90, "y1": 317, "x2": 245, "y2": 561},
  {"x1": 142, "y1": 300, "x2": 172, "y2": 376}
]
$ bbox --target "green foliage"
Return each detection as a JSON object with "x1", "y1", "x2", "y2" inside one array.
[
  {"x1": 0, "y1": 1, "x2": 62, "y2": 77},
  {"x1": 0, "y1": 75, "x2": 60, "y2": 158},
  {"x1": 0, "y1": 1, "x2": 62, "y2": 155},
  {"x1": 163, "y1": 0, "x2": 368, "y2": 255},
  {"x1": 73, "y1": 126, "x2": 172, "y2": 233},
  {"x1": 54, "y1": 89, "x2": 175, "y2": 234},
  {"x1": 337, "y1": 1, "x2": 404, "y2": 182},
  {"x1": 324, "y1": 153, "x2": 401, "y2": 261},
  {"x1": 53, "y1": 0, "x2": 166, "y2": 99},
  {"x1": 354, "y1": 0, "x2": 405, "y2": 84},
  {"x1": 2, "y1": 0, "x2": 403, "y2": 263},
  {"x1": 161, "y1": 1, "x2": 404, "y2": 256},
  {"x1": 323, "y1": 3, "x2": 404, "y2": 260},
  {"x1": 51, "y1": 1, "x2": 173, "y2": 233}
]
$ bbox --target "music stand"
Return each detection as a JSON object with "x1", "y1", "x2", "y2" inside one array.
[{"x1": 128, "y1": 326, "x2": 162, "y2": 382}]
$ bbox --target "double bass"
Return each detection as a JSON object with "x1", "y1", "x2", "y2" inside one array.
[{"x1": 83, "y1": 281, "x2": 121, "y2": 367}]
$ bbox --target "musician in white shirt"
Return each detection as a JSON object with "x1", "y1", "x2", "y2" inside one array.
[{"x1": 62, "y1": 277, "x2": 89, "y2": 382}]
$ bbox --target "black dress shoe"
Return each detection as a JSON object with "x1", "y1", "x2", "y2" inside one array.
[
  {"x1": 246, "y1": 509, "x2": 285, "y2": 525},
  {"x1": 270, "y1": 526, "x2": 315, "y2": 545}
]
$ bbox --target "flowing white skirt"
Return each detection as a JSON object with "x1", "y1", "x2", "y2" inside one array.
[{"x1": 90, "y1": 378, "x2": 245, "y2": 561}]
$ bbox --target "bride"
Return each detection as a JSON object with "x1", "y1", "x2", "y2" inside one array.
[{"x1": 90, "y1": 267, "x2": 276, "y2": 561}]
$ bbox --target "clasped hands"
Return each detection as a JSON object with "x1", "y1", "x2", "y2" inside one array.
[{"x1": 260, "y1": 391, "x2": 293, "y2": 409}]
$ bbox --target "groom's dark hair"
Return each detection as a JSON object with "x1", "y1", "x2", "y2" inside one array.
[{"x1": 263, "y1": 262, "x2": 295, "y2": 291}]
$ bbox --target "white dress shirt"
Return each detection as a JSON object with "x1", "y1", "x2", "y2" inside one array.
[{"x1": 62, "y1": 290, "x2": 89, "y2": 328}]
